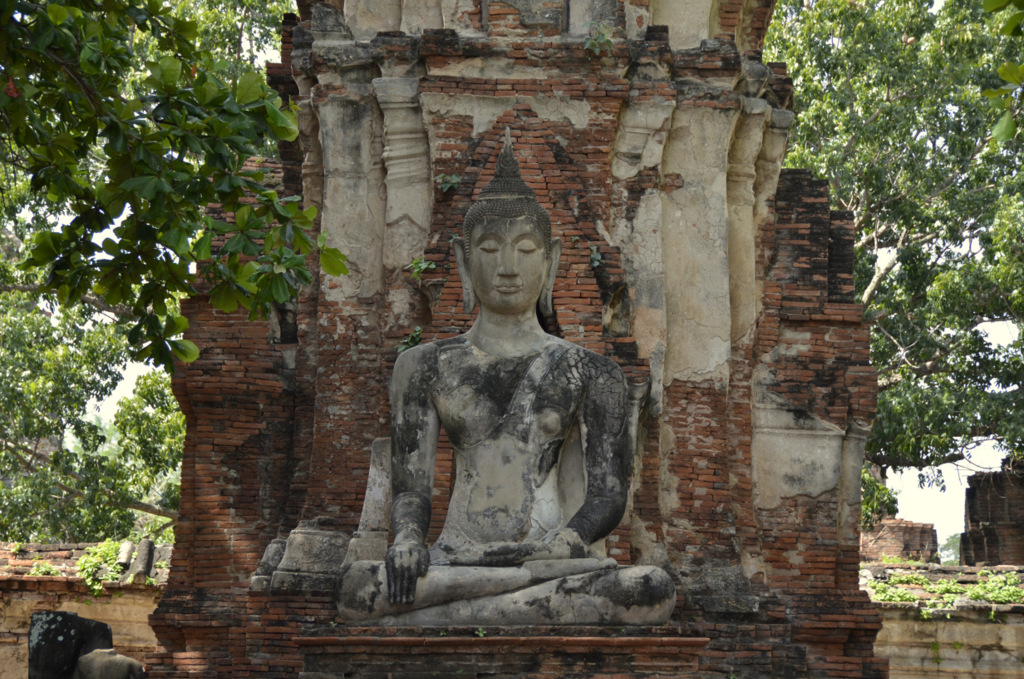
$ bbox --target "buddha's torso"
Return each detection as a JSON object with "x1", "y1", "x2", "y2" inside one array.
[{"x1": 423, "y1": 336, "x2": 586, "y2": 558}]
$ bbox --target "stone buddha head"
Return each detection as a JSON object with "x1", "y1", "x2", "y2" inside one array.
[{"x1": 452, "y1": 132, "x2": 562, "y2": 317}]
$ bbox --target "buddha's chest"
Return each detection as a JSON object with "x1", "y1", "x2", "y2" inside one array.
[{"x1": 430, "y1": 354, "x2": 580, "y2": 452}]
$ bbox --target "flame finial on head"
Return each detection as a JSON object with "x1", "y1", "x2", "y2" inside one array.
[
  {"x1": 476, "y1": 128, "x2": 535, "y2": 202},
  {"x1": 462, "y1": 127, "x2": 550, "y2": 247}
]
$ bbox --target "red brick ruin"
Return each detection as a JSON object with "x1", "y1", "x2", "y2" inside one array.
[
  {"x1": 861, "y1": 519, "x2": 939, "y2": 564},
  {"x1": 148, "y1": 2, "x2": 886, "y2": 677},
  {"x1": 962, "y1": 464, "x2": 1024, "y2": 566}
]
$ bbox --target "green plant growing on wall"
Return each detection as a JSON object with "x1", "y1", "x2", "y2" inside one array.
[
  {"x1": 584, "y1": 23, "x2": 614, "y2": 56},
  {"x1": 76, "y1": 539, "x2": 125, "y2": 596},
  {"x1": 866, "y1": 580, "x2": 920, "y2": 602},
  {"x1": 926, "y1": 578, "x2": 967, "y2": 596},
  {"x1": 398, "y1": 327, "x2": 423, "y2": 353},
  {"x1": 436, "y1": 173, "x2": 462, "y2": 193},
  {"x1": 405, "y1": 257, "x2": 436, "y2": 281},
  {"x1": 966, "y1": 571, "x2": 1024, "y2": 604},
  {"x1": 28, "y1": 561, "x2": 60, "y2": 576},
  {"x1": 589, "y1": 244, "x2": 604, "y2": 269}
]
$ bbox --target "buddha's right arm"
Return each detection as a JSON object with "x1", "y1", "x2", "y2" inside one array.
[
  {"x1": 387, "y1": 346, "x2": 440, "y2": 604},
  {"x1": 387, "y1": 492, "x2": 432, "y2": 604},
  {"x1": 390, "y1": 344, "x2": 441, "y2": 501}
]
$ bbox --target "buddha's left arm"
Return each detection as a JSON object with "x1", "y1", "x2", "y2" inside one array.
[{"x1": 566, "y1": 355, "x2": 632, "y2": 545}]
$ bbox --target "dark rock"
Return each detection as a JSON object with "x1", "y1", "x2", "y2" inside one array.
[{"x1": 29, "y1": 611, "x2": 113, "y2": 679}]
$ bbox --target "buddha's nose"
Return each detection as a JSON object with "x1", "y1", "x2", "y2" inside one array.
[{"x1": 497, "y1": 245, "x2": 518, "y2": 275}]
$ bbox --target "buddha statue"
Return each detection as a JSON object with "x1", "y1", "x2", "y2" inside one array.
[{"x1": 335, "y1": 132, "x2": 676, "y2": 625}]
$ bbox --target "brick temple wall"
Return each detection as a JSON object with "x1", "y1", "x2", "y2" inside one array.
[
  {"x1": 148, "y1": 2, "x2": 885, "y2": 677},
  {"x1": 861, "y1": 519, "x2": 940, "y2": 564},
  {"x1": 962, "y1": 466, "x2": 1024, "y2": 566}
]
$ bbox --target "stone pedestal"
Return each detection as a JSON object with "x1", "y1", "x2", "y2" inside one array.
[{"x1": 296, "y1": 630, "x2": 709, "y2": 678}]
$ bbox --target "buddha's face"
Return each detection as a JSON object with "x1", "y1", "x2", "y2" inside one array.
[{"x1": 467, "y1": 215, "x2": 550, "y2": 315}]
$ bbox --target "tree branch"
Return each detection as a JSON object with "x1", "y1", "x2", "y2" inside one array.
[
  {"x1": 0, "y1": 438, "x2": 178, "y2": 521},
  {"x1": 0, "y1": 284, "x2": 135, "y2": 319}
]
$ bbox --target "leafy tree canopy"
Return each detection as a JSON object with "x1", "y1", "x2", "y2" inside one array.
[
  {"x1": 0, "y1": 286, "x2": 184, "y2": 540},
  {"x1": 766, "y1": 0, "x2": 1024, "y2": 489},
  {"x1": 983, "y1": 0, "x2": 1024, "y2": 141},
  {"x1": 0, "y1": 0, "x2": 340, "y2": 541},
  {"x1": 1, "y1": 0, "x2": 346, "y2": 369}
]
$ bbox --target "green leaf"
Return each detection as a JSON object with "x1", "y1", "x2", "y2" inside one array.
[
  {"x1": 993, "y1": 111, "x2": 1017, "y2": 142},
  {"x1": 46, "y1": 5, "x2": 70, "y2": 24},
  {"x1": 164, "y1": 315, "x2": 189, "y2": 336},
  {"x1": 119, "y1": 176, "x2": 160, "y2": 201},
  {"x1": 209, "y1": 283, "x2": 239, "y2": 313},
  {"x1": 999, "y1": 11, "x2": 1024, "y2": 35},
  {"x1": 320, "y1": 247, "x2": 349, "y2": 276},
  {"x1": 193, "y1": 231, "x2": 212, "y2": 261},
  {"x1": 235, "y1": 204, "x2": 251, "y2": 230},
  {"x1": 162, "y1": 227, "x2": 190, "y2": 255},
  {"x1": 264, "y1": 101, "x2": 298, "y2": 141},
  {"x1": 997, "y1": 62, "x2": 1023, "y2": 85},
  {"x1": 984, "y1": 0, "x2": 1010, "y2": 11},
  {"x1": 235, "y1": 71, "x2": 264, "y2": 105},
  {"x1": 158, "y1": 56, "x2": 182, "y2": 88},
  {"x1": 168, "y1": 339, "x2": 200, "y2": 363},
  {"x1": 270, "y1": 275, "x2": 292, "y2": 303}
]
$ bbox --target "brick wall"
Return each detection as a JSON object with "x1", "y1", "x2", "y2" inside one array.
[
  {"x1": 962, "y1": 466, "x2": 1024, "y2": 566},
  {"x1": 861, "y1": 519, "x2": 940, "y2": 563},
  {"x1": 0, "y1": 542, "x2": 165, "y2": 678}
]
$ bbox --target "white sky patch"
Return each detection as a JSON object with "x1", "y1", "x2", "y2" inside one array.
[
  {"x1": 890, "y1": 442, "x2": 1004, "y2": 546},
  {"x1": 87, "y1": 361, "x2": 154, "y2": 422}
]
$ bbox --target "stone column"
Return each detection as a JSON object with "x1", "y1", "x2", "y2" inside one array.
[
  {"x1": 373, "y1": 77, "x2": 434, "y2": 329},
  {"x1": 660, "y1": 102, "x2": 738, "y2": 386},
  {"x1": 727, "y1": 98, "x2": 767, "y2": 344}
]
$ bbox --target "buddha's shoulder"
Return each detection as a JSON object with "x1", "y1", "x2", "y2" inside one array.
[
  {"x1": 549, "y1": 338, "x2": 626, "y2": 381},
  {"x1": 393, "y1": 335, "x2": 470, "y2": 371}
]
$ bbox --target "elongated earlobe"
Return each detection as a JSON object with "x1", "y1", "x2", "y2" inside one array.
[
  {"x1": 452, "y1": 237, "x2": 476, "y2": 314},
  {"x1": 540, "y1": 238, "x2": 562, "y2": 317}
]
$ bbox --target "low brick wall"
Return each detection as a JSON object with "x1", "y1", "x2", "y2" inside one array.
[
  {"x1": 863, "y1": 563, "x2": 1024, "y2": 678},
  {"x1": 297, "y1": 629, "x2": 709, "y2": 678},
  {"x1": 0, "y1": 542, "x2": 166, "y2": 677},
  {"x1": 861, "y1": 519, "x2": 939, "y2": 563},
  {"x1": 876, "y1": 605, "x2": 1024, "y2": 678}
]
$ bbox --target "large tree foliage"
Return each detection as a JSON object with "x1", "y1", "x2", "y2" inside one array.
[
  {"x1": 0, "y1": 0, "x2": 340, "y2": 540},
  {"x1": 765, "y1": 0, "x2": 1024, "y2": 485},
  {"x1": 984, "y1": 0, "x2": 1024, "y2": 141},
  {"x1": 1, "y1": 0, "x2": 346, "y2": 368},
  {"x1": 0, "y1": 284, "x2": 184, "y2": 541}
]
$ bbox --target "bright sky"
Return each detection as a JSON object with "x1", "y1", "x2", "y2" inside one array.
[{"x1": 888, "y1": 444, "x2": 1005, "y2": 547}]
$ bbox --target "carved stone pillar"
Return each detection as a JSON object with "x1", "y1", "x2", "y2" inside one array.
[
  {"x1": 373, "y1": 77, "x2": 434, "y2": 330},
  {"x1": 727, "y1": 98, "x2": 767, "y2": 344}
]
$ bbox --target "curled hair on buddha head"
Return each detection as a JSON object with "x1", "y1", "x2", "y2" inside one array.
[{"x1": 462, "y1": 128, "x2": 552, "y2": 256}]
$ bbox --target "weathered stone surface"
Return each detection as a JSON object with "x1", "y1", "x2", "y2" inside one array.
[
  {"x1": 72, "y1": 648, "x2": 145, "y2": 679},
  {"x1": 332, "y1": 135, "x2": 675, "y2": 625},
  {"x1": 876, "y1": 603, "x2": 1024, "y2": 678},
  {"x1": 271, "y1": 527, "x2": 351, "y2": 593},
  {"x1": 124, "y1": 539, "x2": 154, "y2": 585}
]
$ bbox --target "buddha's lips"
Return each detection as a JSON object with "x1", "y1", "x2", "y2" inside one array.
[{"x1": 495, "y1": 285, "x2": 522, "y2": 293}]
